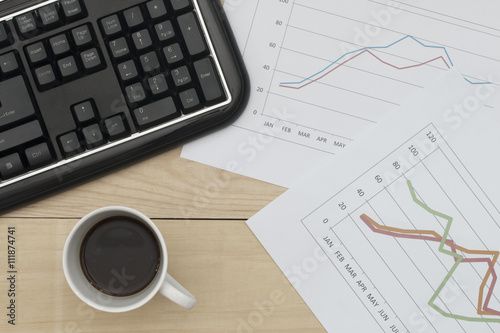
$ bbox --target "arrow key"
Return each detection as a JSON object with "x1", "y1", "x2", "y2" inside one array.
[
  {"x1": 59, "y1": 131, "x2": 83, "y2": 157},
  {"x1": 0, "y1": 52, "x2": 20, "y2": 76},
  {"x1": 82, "y1": 124, "x2": 105, "y2": 149}
]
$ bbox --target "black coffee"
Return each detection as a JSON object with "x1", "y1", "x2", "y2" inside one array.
[{"x1": 80, "y1": 216, "x2": 161, "y2": 297}]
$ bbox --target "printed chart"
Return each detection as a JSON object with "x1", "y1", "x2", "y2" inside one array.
[
  {"x1": 302, "y1": 124, "x2": 500, "y2": 332},
  {"x1": 182, "y1": 0, "x2": 500, "y2": 187}
]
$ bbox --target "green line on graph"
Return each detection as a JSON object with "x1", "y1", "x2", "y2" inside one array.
[{"x1": 408, "y1": 180, "x2": 500, "y2": 323}]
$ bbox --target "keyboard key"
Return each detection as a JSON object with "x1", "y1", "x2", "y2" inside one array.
[
  {"x1": 0, "y1": 76, "x2": 36, "y2": 128},
  {"x1": 0, "y1": 23, "x2": 12, "y2": 48},
  {"x1": 140, "y1": 51, "x2": 160, "y2": 72},
  {"x1": 148, "y1": 74, "x2": 168, "y2": 95},
  {"x1": 25, "y1": 142, "x2": 54, "y2": 169},
  {"x1": 155, "y1": 21, "x2": 175, "y2": 41},
  {"x1": 147, "y1": 0, "x2": 168, "y2": 19},
  {"x1": 132, "y1": 29, "x2": 153, "y2": 51},
  {"x1": 109, "y1": 37, "x2": 130, "y2": 59},
  {"x1": 72, "y1": 25, "x2": 93, "y2": 47},
  {"x1": 0, "y1": 153, "x2": 24, "y2": 180},
  {"x1": 104, "y1": 115, "x2": 128, "y2": 141},
  {"x1": 179, "y1": 88, "x2": 201, "y2": 113},
  {"x1": 0, "y1": 52, "x2": 20, "y2": 75},
  {"x1": 171, "y1": 66, "x2": 191, "y2": 87},
  {"x1": 0, "y1": 120, "x2": 44, "y2": 154},
  {"x1": 59, "y1": 131, "x2": 82, "y2": 157},
  {"x1": 126, "y1": 83, "x2": 147, "y2": 104},
  {"x1": 194, "y1": 57, "x2": 223, "y2": 103},
  {"x1": 49, "y1": 34, "x2": 71, "y2": 55},
  {"x1": 177, "y1": 12, "x2": 207, "y2": 56},
  {"x1": 15, "y1": 12, "x2": 38, "y2": 38},
  {"x1": 82, "y1": 124, "x2": 105, "y2": 148},
  {"x1": 38, "y1": 4, "x2": 60, "y2": 27},
  {"x1": 117, "y1": 60, "x2": 138, "y2": 81},
  {"x1": 124, "y1": 6, "x2": 144, "y2": 28},
  {"x1": 80, "y1": 48, "x2": 103, "y2": 71},
  {"x1": 26, "y1": 42, "x2": 48, "y2": 64},
  {"x1": 60, "y1": 0, "x2": 85, "y2": 21},
  {"x1": 163, "y1": 43, "x2": 183, "y2": 64},
  {"x1": 133, "y1": 97, "x2": 179, "y2": 129},
  {"x1": 101, "y1": 14, "x2": 122, "y2": 36},
  {"x1": 58, "y1": 55, "x2": 80, "y2": 78},
  {"x1": 73, "y1": 100, "x2": 95, "y2": 123},
  {"x1": 170, "y1": 0, "x2": 192, "y2": 11},
  {"x1": 34, "y1": 64, "x2": 57, "y2": 88}
]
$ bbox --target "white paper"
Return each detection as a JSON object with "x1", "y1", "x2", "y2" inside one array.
[
  {"x1": 246, "y1": 69, "x2": 500, "y2": 332},
  {"x1": 182, "y1": 0, "x2": 500, "y2": 187}
]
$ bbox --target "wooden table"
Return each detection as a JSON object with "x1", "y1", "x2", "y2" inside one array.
[{"x1": 0, "y1": 143, "x2": 325, "y2": 332}]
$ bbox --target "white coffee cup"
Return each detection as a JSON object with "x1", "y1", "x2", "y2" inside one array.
[{"x1": 62, "y1": 206, "x2": 196, "y2": 313}]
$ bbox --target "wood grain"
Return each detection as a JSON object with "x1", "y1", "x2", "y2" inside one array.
[
  {"x1": 3, "y1": 146, "x2": 285, "y2": 219},
  {"x1": 0, "y1": 219, "x2": 324, "y2": 333}
]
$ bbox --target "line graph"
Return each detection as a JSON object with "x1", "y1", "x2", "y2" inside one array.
[
  {"x1": 360, "y1": 213, "x2": 500, "y2": 318},
  {"x1": 182, "y1": 0, "x2": 500, "y2": 188},
  {"x1": 279, "y1": 35, "x2": 492, "y2": 89},
  {"x1": 360, "y1": 178, "x2": 500, "y2": 321},
  {"x1": 302, "y1": 123, "x2": 500, "y2": 331}
]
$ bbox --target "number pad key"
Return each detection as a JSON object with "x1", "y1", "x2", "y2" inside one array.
[
  {"x1": 171, "y1": 66, "x2": 192, "y2": 87},
  {"x1": 163, "y1": 43, "x2": 184, "y2": 65},
  {"x1": 148, "y1": 74, "x2": 168, "y2": 95},
  {"x1": 124, "y1": 6, "x2": 144, "y2": 28},
  {"x1": 117, "y1": 60, "x2": 138, "y2": 81},
  {"x1": 140, "y1": 51, "x2": 160, "y2": 73},
  {"x1": 126, "y1": 83, "x2": 147, "y2": 104},
  {"x1": 109, "y1": 38, "x2": 130, "y2": 59},
  {"x1": 132, "y1": 29, "x2": 153, "y2": 51},
  {"x1": 100, "y1": 14, "x2": 122, "y2": 37},
  {"x1": 147, "y1": 0, "x2": 168, "y2": 19},
  {"x1": 155, "y1": 21, "x2": 175, "y2": 42}
]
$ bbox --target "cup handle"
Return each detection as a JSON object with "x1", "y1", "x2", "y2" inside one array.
[{"x1": 159, "y1": 273, "x2": 197, "y2": 310}]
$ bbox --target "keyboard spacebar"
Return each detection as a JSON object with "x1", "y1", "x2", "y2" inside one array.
[{"x1": 0, "y1": 120, "x2": 43, "y2": 154}]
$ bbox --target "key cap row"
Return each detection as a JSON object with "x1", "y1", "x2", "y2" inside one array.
[
  {"x1": 124, "y1": 57, "x2": 224, "y2": 115},
  {"x1": 100, "y1": 0, "x2": 192, "y2": 37},
  {"x1": 58, "y1": 115, "x2": 129, "y2": 157},
  {"x1": 24, "y1": 24, "x2": 105, "y2": 90},
  {"x1": 0, "y1": 120, "x2": 54, "y2": 180},
  {"x1": 58, "y1": 100, "x2": 130, "y2": 157},
  {"x1": 13, "y1": 0, "x2": 87, "y2": 40}
]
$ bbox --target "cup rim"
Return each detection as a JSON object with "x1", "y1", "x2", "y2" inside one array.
[{"x1": 62, "y1": 206, "x2": 168, "y2": 313}]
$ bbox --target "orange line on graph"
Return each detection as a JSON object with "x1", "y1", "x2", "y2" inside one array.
[{"x1": 361, "y1": 213, "x2": 500, "y2": 316}]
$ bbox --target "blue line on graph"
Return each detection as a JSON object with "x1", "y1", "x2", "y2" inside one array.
[{"x1": 279, "y1": 35, "x2": 491, "y2": 86}]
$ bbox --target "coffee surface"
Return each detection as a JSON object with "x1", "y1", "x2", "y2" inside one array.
[{"x1": 80, "y1": 217, "x2": 161, "y2": 296}]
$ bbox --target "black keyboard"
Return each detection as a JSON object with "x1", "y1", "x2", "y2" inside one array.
[{"x1": 0, "y1": 0, "x2": 247, "y2": 211}]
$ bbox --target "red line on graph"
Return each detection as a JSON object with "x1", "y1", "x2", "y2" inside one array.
[
  {"x1": 360, "y1": 214, "x2": 500, "y2": 316},
  {"x1": 280, "y1": 50, "x2": 451, "y2": 90}
]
